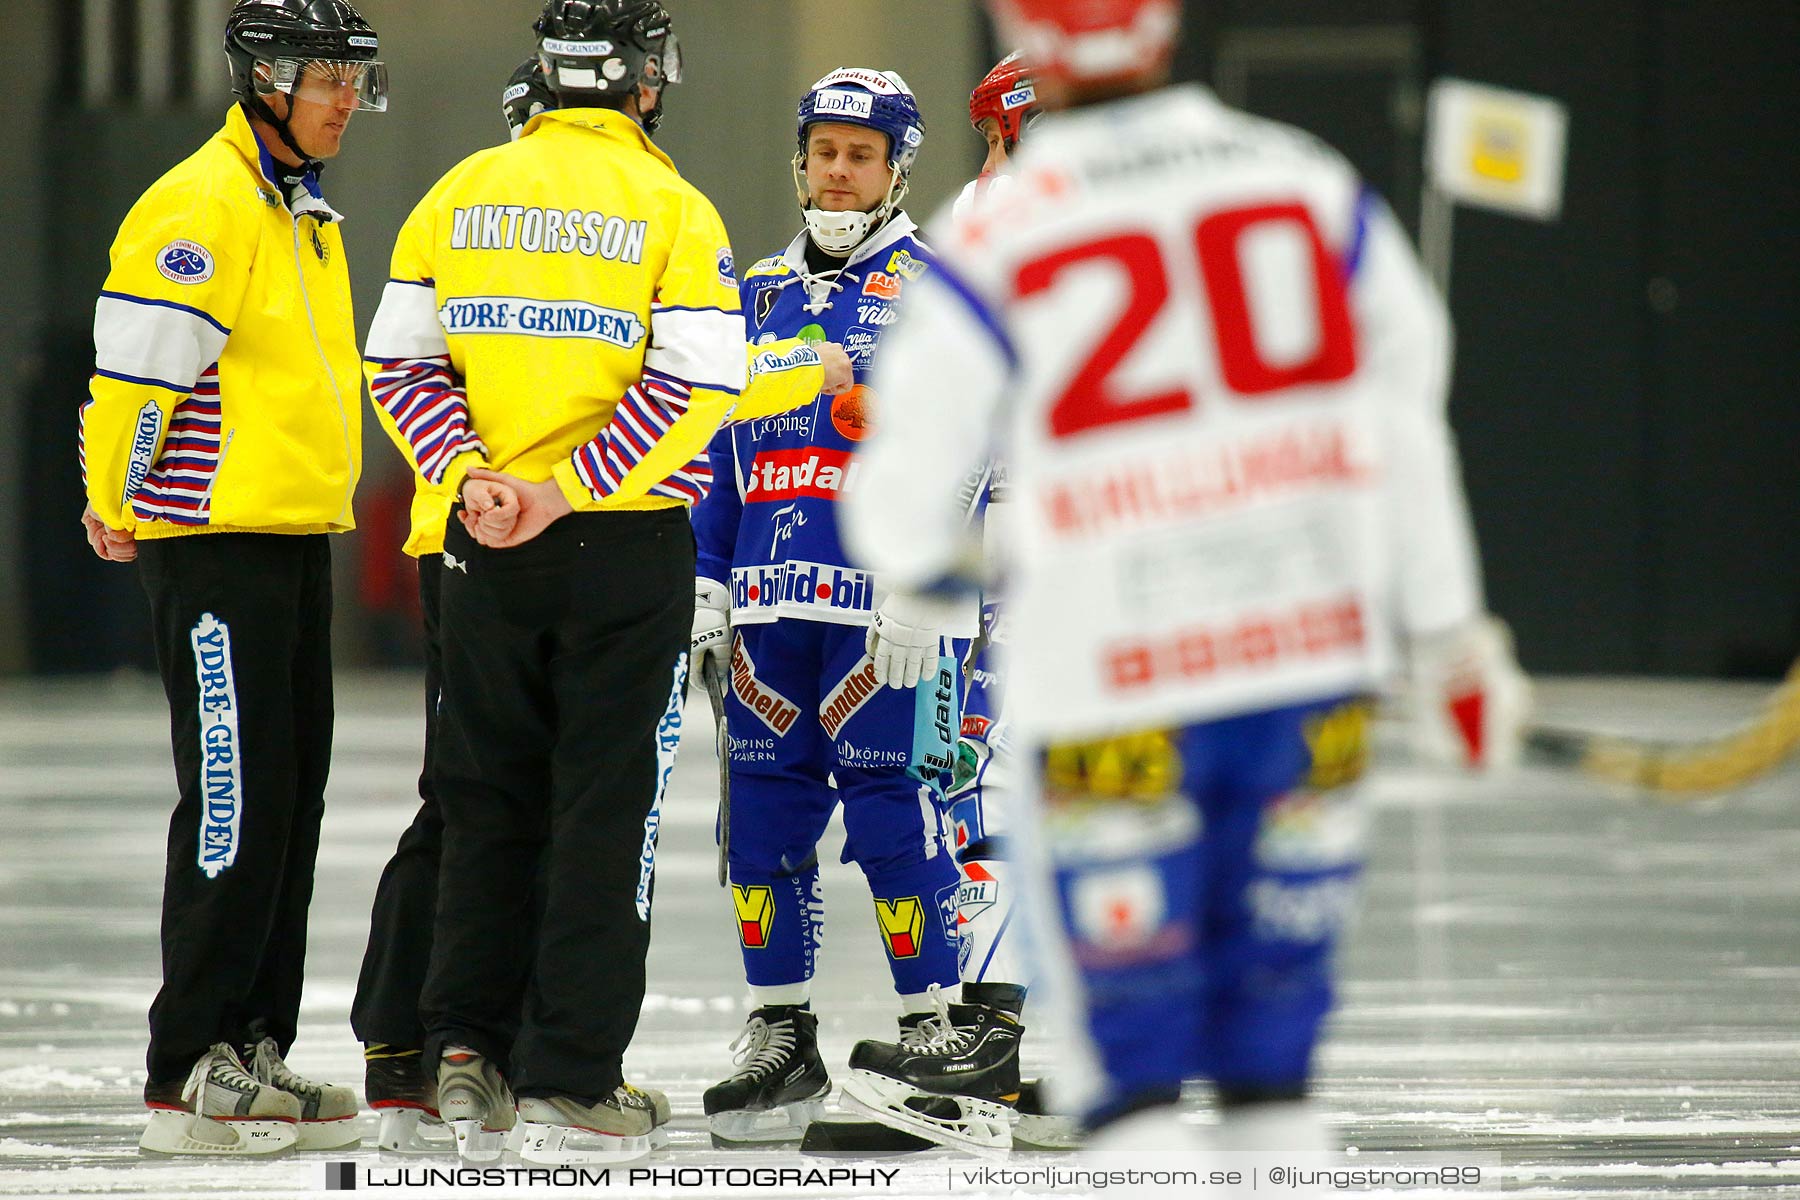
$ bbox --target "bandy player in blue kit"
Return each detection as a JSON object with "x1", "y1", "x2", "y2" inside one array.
[{"x1": 689, "y1": 68, "x2": 980, "y2": 1144}]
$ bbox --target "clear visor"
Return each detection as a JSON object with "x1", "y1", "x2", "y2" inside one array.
[{"x1": 264, "y1": 58, "x2": 389, "y2": 112}]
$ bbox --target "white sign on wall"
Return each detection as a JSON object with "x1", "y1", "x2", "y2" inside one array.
[{"x1": 1426, "y1": 78, "x2": 1570, "y2": 221}]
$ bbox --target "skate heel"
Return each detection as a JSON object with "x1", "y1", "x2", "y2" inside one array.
[
  {"x1": 842, "y1": 1070, "x2": 1016, "y2": 1156},
  {"x1": 375, "y1": 1105, "x2": 454, "y2": 1154},
  {"x1": 436, "y1": 1048, "x2": 515, "y2": 1163},
  {"x1": 706, "y1": 1093, "x2": 828, "y2": 1144},
  {"x1": 449, "y1": 1118, "x2": 510, "y2": 1163},
  {"x1": 518, "y1": 1119, "x2": 652, "y2": 1165},
  {"x1": 139, "y1": 1108, "x2": 297, "y2": 1156}
]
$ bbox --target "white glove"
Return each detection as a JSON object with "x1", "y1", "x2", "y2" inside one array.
[
  {"x1": 692, "y1": 577, "x2": 732, "y2": 679},
  {"x1": 1407, "y1": 615, "x2": 1532, "y2": 768},
  {"x1": 866, "y1": 590, "x2": 960, "y2": 689}
]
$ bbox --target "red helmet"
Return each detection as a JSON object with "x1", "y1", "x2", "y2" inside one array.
[
  {"x1": 969, "y1": 52, "x2": 1038, "y2": 150},
  {"x1": 986, "y1": 0, "x2": 1180, "y2": 87}
]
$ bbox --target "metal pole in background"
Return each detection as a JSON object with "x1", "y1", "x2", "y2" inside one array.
[
  {"x1": 83, "y1": 0, "x2": 116, "y2": 108},
  {"x1": 1418, "y1": 180, "x2": 1455, "y2": 298}
]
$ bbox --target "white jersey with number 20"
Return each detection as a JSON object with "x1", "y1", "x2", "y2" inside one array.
[{"x1": 846, "y1": 85, "x2": 1484, "y2": 740}]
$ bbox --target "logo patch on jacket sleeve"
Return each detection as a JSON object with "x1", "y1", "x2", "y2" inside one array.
[
  {"x1": 158, "y1": 240, "x2": 215, "y2": 285},
  {"x1": 717, "y1": 247, "x2": 737, "y2": 288}
]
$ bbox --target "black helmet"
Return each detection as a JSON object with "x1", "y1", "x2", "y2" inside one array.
[
  {"x1": 502, "y1": 58, "x2": 557, "y2": 140},
  {"x1": 225, "y1": 0, "x2": 387, "y2": 112},
  {"x1": 535, "y1": 1, "x2": 682, "y2": 107}
]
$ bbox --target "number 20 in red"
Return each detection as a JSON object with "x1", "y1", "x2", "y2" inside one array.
[{"x1": 1014, "y1": 203, "x2": 1357, "y2": 440}]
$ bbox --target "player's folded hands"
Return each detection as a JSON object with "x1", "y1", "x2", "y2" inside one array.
[{"x1": 463, "y1": 467, "x2": 573, "y2": 550}]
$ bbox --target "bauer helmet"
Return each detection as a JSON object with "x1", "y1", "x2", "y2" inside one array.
[
  {"x1": 986, "y1": 0, "x2": 1179, "y2": 90},
  {"x1": 224, "y1": 0, "x2": 386, "y2": 115},
  {"x1": 793, "y1": 68, "x2": 926, "y2": 254},
  {"x1": 502, "y1": 57, "x2": 557, "y2": 140},
  {"x1": 535, "y1": 0, "x2": 681, "y2": 134},
  {"x1": 969, "y1": 51, "x2": 1039, "y2": 150}
]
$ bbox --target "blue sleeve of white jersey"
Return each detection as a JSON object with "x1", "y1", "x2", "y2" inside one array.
[{"x1": 690, "y1": 422, "x2": 742, "y2": 585}]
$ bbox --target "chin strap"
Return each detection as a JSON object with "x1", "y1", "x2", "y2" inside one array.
[
  {"x1": 243, "y1": 95, "x2": 314, "y2": 167},
  {"x1": 793, "y1": 157, "x2": 909, "y2": 256}
]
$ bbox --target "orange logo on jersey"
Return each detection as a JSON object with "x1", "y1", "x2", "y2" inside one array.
[
  {"x1": 732, "y1": 884, "x2": 774, "y2": 949},
  {"x1": 873, "y1": 896, "x2": 925, "y2": 959},
  {"x1": 861, "y1": 271, "x2": 902, "y2": 299},
  {"x1": 831, "y1": 385, "x2": 875, "y2": 442}
]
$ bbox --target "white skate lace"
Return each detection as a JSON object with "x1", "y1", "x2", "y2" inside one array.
[
  {"x1": 727, "y1": 1016, "x2": 798, "y2": 1080},
  {"x1": 918, "y1": 985, "x2": 973, "y2": 1054},
  {"x1": 182, "y1": 1043, "x2": 259, "y2": 1112},
  {"x1": 250, "y1": 1037, "x2": 321, "y2": 1100}
]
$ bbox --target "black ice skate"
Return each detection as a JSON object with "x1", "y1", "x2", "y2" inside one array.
[
  {"x1": 702, "y1": 1005, "x2": 831, "y2": 1145},
  {"x1": 364, "y1": 1045, "x2": 453, "y2": 1154},
  {"x1": 841, "y1": 998, "x2": 1022, "y2": 1154}
]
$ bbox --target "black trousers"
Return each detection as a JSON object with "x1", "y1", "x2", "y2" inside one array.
[
  {"x1": 350, "y1": 553, "x2": 447, "y2": 1051},
  {"x1": 136, "y1": 533, "x2": 333, "y2": 1086},
  {"x1": 420, "y1": 509, "x2": 691, "y2": 1101}
]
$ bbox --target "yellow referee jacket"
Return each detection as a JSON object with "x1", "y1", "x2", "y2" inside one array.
[
  {"x1": 366, "y1": 107, "x2": 821, "y2": 557},
  {"x1": 83, "y1": 105, "x2": 362, "y2": 538}
]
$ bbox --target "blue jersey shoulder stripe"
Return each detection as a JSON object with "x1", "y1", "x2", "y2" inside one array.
[
  {"x1": 99, "y1": 291, "x2": 231, "y2": 337},
  {"x1": 389, "y1": 277, "x2": 436, "y2": 289},
  {"x1": 1344, "y1": 185, "x2": 1378, "y2": 281},
  {"x1": 923, "y1": 258, "x2": 1017, "y2": 372}
]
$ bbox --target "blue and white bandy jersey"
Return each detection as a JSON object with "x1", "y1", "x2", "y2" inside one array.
[{"x1": 693, "y1": 215, "x2": 977, "y2": 634}]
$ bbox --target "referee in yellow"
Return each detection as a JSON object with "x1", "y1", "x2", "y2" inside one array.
[
  {"x1": 80, "y1": 0, "x2": 380, "y2": 1157},
  {"x1": 362, "y1": 0, "x2": 812, "y2": 1165}
]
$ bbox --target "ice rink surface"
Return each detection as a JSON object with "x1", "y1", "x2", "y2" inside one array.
[{"x1": 1, "y1": 672, "x2": 1796, "y2": 1197}]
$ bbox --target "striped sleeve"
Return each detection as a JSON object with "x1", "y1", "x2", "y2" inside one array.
[
  {"x1": 567, "y1": 374, "x2": 714, "y2": 506},
  {"x1": 363, "y1": 278, "x2": 486, "y2": 490},
  {"x1": 84, "y1": 191, "x2": 251, "y2": 529}
]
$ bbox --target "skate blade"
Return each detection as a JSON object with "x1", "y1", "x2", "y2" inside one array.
[
  {"x1": 517, "y1": 1120, "x2": 651, "y2": 1165},
  {"x1": 707, "y1": 1097, "x2": 828, "y2": 1145},
  {"x1": 800, "y1": 1118, "x2": 935, "y2": 1154},
  {"x1": 294, "y1": 1115, "x2": 362, "y2": 1151},
  {"x1": 1013, "y1": 1112, "x2": 1082, "y2": 1151},
  {"x1": 842, "y1": 1070, "x2": 1014, "y2": 1157},
  {"x1": 376, "y1": 1107, "x2": 455, "y2": 1154},
  {"x1": 139, "y1": 1110, "x2": 298, "y2": 1156},
  {"x1": 449, "y1": 1117, "x2": 512, "y2": 1163}
]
